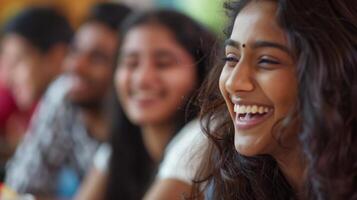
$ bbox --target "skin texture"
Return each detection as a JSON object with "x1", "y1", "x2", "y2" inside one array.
[
  {"x1": 64, "y1": 22, "x2": 117, "y2": 107},
  {"x1": 0, "y1": 34, "x2": 66, "y2": 110},
  {"x1": 115, "y1": 24, "x2": 197, "y2": 127},
  {"x1": 219, "y1": 0, "x2": 304, "y2": 190}
]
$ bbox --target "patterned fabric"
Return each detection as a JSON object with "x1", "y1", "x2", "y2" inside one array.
[{"x1": 4, "y1": 76, "x2": 101, "y2": 196}]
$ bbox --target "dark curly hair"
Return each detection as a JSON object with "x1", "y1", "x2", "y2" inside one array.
[{"x1": 190, "y1": 0, "x2": 357, "y2": 199}]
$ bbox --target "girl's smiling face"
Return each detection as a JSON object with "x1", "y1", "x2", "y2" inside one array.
[
  {"x1": 115, "y1": 24, "x2": 197, "y2": 126},
  {"x1": 219, "y1": 0, "x2": 298, "y2": 157}
]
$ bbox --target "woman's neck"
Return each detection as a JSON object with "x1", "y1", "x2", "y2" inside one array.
[
  {"x1": 274, "y1": 144, "x2": 306, "y2": 196},
  {"x1": 141, "y1": 122, "x2": 175, "y2": 162}
]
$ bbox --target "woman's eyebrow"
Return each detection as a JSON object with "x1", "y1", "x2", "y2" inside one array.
[
  {"x1": 224, "y1": 39, "x2": 240, "y2": 49},
  {"x1": 252, "y1": 40, "x2": 291, "y2": 54},
  {"x1": 224, "y1": 39, "x2": 291, "y2": 54}
]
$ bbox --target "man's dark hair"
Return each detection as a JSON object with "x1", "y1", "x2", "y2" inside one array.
[
  {"x1": 2, "y1": 6, "x2": 73, "y2": 52},
  {"x1": 86, "y1": 2, "x2": 132, "y2": 32}
]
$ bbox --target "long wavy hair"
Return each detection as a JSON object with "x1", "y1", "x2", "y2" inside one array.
[
  {"x1": 106, "y1": 10, "x2": 217, "y2": 200},
  {"x1": 191, "y1": 0, "x2": 357, "y2": 199}
]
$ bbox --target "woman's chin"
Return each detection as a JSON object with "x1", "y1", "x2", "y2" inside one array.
[{"x1": 234, "y1": 141, "x2": 266, "y2": 157}]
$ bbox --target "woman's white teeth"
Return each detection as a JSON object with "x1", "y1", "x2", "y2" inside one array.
[{"x1": 233, "y1": 104, "x2": 271, "y2": 114}]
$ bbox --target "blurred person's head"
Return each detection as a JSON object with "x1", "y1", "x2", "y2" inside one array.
[
  {"x1": 108, "y1": 9, "x2": 217, "y2": 199},
  {"x1": 0, "y1": 7, "x2": 72, "y2": 110},
  {"x1": 116, "y1": 9, "x2": 215, "y2": 127},
  {"x1": 64, "y1": 3, "x2": 132, "y2": 109}
]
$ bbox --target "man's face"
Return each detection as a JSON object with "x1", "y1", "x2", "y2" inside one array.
[
  {"x1": 64, "y1": 22, "x2": 118, "y2": 108},
  {"x1": 0, "y1": 34, "x2": 48, "y2": 110}
]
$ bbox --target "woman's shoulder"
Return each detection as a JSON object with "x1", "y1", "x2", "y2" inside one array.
[
  {"x1": 157, "y1": 119, "x2": 207, "y2": 184},
  {"x1": 166, "y1": 119, "x2": 204, "y2": 153}
]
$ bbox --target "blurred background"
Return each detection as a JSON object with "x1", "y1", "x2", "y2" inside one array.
[
  {"x1": 0, "y1": 0, "x2": 227, "y2": 35},
  {"x1": 0, "y1": 0, "x2": 227, "y2": 159},
  {"x1": 0, "y1": 0, "x2": 227, "y2": 198}
]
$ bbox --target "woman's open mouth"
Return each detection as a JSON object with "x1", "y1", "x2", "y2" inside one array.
[{"x1": 234, "y1": 104, "x2": 273, "y2": 130}]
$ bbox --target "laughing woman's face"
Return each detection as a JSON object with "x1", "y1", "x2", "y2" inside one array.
[{"x1": 219, "y1": 0, "x2": 298, "y2": 157}]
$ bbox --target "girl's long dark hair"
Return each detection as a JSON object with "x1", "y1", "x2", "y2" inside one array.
[
  {"x1": 106, "y1": 10, "x2": 217, "y2": 200},
  {"x1": 191, "y1": 0, "x2": 357, "y2": 199}
]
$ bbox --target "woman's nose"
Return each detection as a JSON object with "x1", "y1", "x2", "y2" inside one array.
[
  {"x1": 225, "y1": 60, "x2": 254, "y2": 94},
  {"x1": 132, "y1": 60, "x2": 158, "y2": 88}
]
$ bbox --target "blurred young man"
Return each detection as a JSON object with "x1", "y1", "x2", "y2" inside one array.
[
  {"x1": 0, "y1": 6, "x2": 72, "y2": 137},
  {"x1": 0, "y1": 7, "x2": 72, "y2": 112},
  {"x1": 5, "y1": 3, "x2": 132, "y2": 199},
  {"x1": 0, "y1": 6, "x2": 72, "y2": 182}
]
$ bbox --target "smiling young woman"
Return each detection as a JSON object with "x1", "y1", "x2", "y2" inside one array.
[
  {"x1": 190, "y1": 0, "x2": 357, "y2": 199},
  {"x1": 104, "y1": 10, "x2": 217, "y2": 200}
]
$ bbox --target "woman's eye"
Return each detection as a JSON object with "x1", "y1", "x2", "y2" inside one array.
[
  {"x1": 222, "y1": 55, "x2": 239, "y2": 67},
  {"x1": 259, "y1": 58, "x2": 280, "y2": 65},
  {"x1": 257, "y1": 57, "x2": 281, "y2": 70},
  {"x1": 156, "y1": 58, "x2": 176, "y2": 68},
  {"x1": 155, "y1": 52, "x2": 178, "y2": 68}
]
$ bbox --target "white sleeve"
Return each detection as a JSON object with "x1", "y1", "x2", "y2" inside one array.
[
  {"x1": 157, "y1": 119, "x2": 207, "y2": 185},
  {"x1": 93, "y1": 143, "x2": 111, "y2": 173}
]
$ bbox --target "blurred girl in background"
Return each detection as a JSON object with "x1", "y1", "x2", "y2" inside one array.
[{"x1": 76, "y1": 9, "x2": 217, "y2": 200}]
